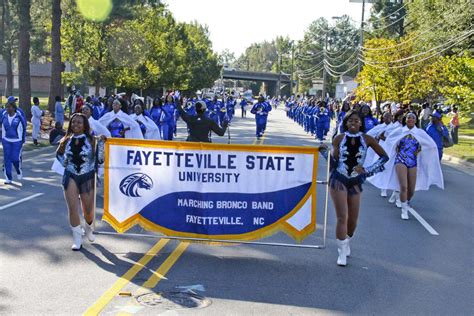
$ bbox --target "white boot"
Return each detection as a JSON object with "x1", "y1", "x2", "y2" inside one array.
[
  {"x1": 401, "y1": 202, "x2": 410, "y2": 220},
  {"x1": 84, "y1": 221, "x2": 95, "y2": 243},
  {"x1": 380, "y1": 189, "x2": 387, "y2": 197},
  {"x1": 346, "y1": 236, "x2": 352, "y2": 257},
  {"x1": 388, "y1": 191, "x2": 398, "y2": 203},
  {"x1": 395, "y1": 196, "x2": 402, "y2": 208},
  {"x1": 71, "y1": 225, "x2": 84, "y2": 250},
  {"x1": 336, "y1": 239, "x2": 349, "y2": 266}
]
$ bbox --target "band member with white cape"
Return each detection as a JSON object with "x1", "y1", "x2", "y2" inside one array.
[
  {"x1": 98, "y1": 99, "x2": 143, "y2": 139},
  {"x1": 81, "y1": 104, "x2": 111, "y2": 138},
  {"x1": 130, "y1": 103, "x2": 161, "y2": 140},
  {"x1": 367, "y1": 112, "x2": 444, "y2": 219}
]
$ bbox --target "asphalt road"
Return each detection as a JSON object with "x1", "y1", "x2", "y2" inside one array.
[{"x1": 1, "y1": 108, "x2": 473, "y2": 315}]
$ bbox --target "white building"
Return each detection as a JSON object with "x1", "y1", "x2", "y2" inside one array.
[{"x1": 335, "y1": 76, "x2": 358, "y2": 100}]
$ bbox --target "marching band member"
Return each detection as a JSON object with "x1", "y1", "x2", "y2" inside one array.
[
  {"x1": 56, "y1": 113, "x2": 106, "y2": 250},
  {"x1": 99, "y1": 99, "x2": 143, "y2": 139},
  {"x1": 1, "y1": 98, "x2": 26, "y2": 184},
  {"x1": 149, "y1": 97, "x2": 164, "y2": 138},
  {"x1": 31, "y1": 97, "x2": 44, "y2": 146},
  {"x1": 321, "y1": 110, "x2": 388, "y2": 266},
  {"x1": 360, "y1": 104, "x2": 379, "y2": 132},
  {"x1": 130, "y1": 103, "x2": 161, "y2": 140},
  {"x1": 161, "y1": 94, "x2": 177, "y2": 140},
  {"x1": 366, "y1": 111, "x2": 392, "y2": 197},
  {"x1": 250, "y1": 95, "x2": 272, "y2": 139},
  {"x1": 81, "y1": 104, "x2": 111, "y2": 137},
  {"x1": 240, "y1": 98, "x2": 248, "y2": 118},
  {"x1": 369, "y1": 112, "x2": 443, "y2": 220},
  {"x1": 176, "y1": 96, "x2": 228, "y2": 143}
]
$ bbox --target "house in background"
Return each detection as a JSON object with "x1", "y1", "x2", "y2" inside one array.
[
  {"x1": 0, "y1": 58, "x2": 71, "y2": 97},
  {"x1": 335, "y1": 75, "x2": 357, "y2": 100}
]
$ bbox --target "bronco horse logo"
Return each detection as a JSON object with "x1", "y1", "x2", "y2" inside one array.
[{"x1": 119, "y1": 173, "x2": 154, "y2": 197}]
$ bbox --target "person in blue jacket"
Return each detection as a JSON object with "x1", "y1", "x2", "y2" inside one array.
[
  {"x1": 250, "y1": 95, "x2": 272, "y2": 139},
  {"x1": 1, "y1": 98, "x2": 26, "y2": 184},
  {"x1": 208, "y1": 96, "x2": 221, "y2": 125},
  {"x1": 360, "y1": 104, "x2": 379, "y2": 132},
  {"x1": 240, "y1": 98, "x2": 248, "y2": 118},
  {"x1": 316, "y1": 101, "x2": 331, "y2": 142},
  {"x1": 337, "y1": 102, "x2": 351, "y2": 134},
  {"x1": 54, "y1": 95, "x2": 65, "y2": 125},
  {"x1": 161, "y1": 94, "x2": 177, "y2": 140},
  {"x1": 226, "y1": 96, "x2": 236, "y2": 122},
  {"x1": 150, "y1": 97, "x2": 164, "y2": 137},
  {"x1": 425, "y1": 111, "x2": 449, "y2": 160}
]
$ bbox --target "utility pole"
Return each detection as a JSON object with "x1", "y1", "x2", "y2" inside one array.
[
  {"x1": 322, "y1": 32, "x2": 328, "y2": 99},
  {"x1": 277, "y1": 52, "x2": 281, "y2": 97},
  {"x1": 358, "y1": 0, "x2": 366, "y2": 74},
  {"x1": 290, "y1": 41, "x2": 294, "y2": 96}
]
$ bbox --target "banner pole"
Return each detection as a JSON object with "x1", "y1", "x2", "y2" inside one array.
[
  {"x1": 93, "y1": 231, "x2": 325, "y2": 249},
  {"x1": 322, "y1": 150, "x2": 331, "y2": 248}
]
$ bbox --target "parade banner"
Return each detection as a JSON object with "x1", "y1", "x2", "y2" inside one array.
[{"x1": 103, "y1": 139, "x2": 319, "y2": 242}]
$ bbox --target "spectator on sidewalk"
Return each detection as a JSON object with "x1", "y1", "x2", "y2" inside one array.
[{"x1": 49, "y1": 121, "x2": 66, "y2": 145}]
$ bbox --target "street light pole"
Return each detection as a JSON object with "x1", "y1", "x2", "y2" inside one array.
[
  {"x1": 278, "y1": 52, "x2": 281, "y2": 97},
  {"x1": 290, "y1": 41, "x2": 294, "y2": 96},
  {"x1": 322, "y1": 32, "x2": 328, "y2": 99},
  {"x1": 358, "y1": 0, "x2": 366, "y2": 73}
]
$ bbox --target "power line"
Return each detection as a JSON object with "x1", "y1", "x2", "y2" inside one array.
[
  {"x1": 361, "y1": 1, "x2": 472, "y2": 51},
  {"x1": 359, "y1": 31, "x2": 473, "y2": 69},
  {"x1": 361, "y1": 29, "x2": 474, "y2": 65},
  {"x1": 373, "y1": 1, "x2": 408, "y2": 21}
]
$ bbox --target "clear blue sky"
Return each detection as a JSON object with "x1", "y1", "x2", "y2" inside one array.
[{"x1": 164, "y1": 0, "x2": 372, "y2": 56}]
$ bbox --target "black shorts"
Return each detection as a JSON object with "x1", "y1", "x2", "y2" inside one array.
[
  {"x1": 62, "y1": 170, "x2": 95, "y2": 194},
  {"x1": 329, "y1": 171, "x2": 364, "y2": 196}
]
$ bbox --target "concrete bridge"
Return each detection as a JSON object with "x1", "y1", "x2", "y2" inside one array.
[{"x1": 222, "y1": 69, "x2": 293, "y2": 96}]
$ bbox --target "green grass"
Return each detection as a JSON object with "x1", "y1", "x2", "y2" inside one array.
[{"x1": 444, "y1": 138, "x2": 474, "y2": 163}]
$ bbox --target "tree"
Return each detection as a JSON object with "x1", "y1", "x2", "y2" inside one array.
[
  {"x1": 368, "y1": 0, "x2": 406, "y2": 38},
  {"x1": 17, "y1": 0, "x2": 32, "y2": 118},
  {"x1": 182, "y1": 22, "x2": 220, "y2": 92},
  {"x1": 404, "y1": 0, "x2": 473, "y2": 52},
  {"x1": 438, "y1": 55, "x2": 474, "y2": 114},
  {"x1": 296, "y1": 16, "x2": 359, "y2": 96},
  {"x1": 219, "y1": 49, "x2": 236, "y2": 66},
  {"x1": 1, "y1": 0, "x2": 16, "y2": 97},
  {"x1": 48, "y1": 0, "x2": 61, "y2": 113}
]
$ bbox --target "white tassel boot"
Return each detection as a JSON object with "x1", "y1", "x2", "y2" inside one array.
[
  {"x1": 84, "y1": 221, "x2": 95, "y2": 242},
  {"x1": 336, "y1": 239, "x2": 349, "y2": 266},
  {"x1": 401, "y1": 201, "x2": 410, "y2": 220},
  {"x1": 380, "y1": 189, "x2": 387, "y2": 197},
  {"x1": 71, "y1": 225, "x2": 84, "y2": 250},
  {"x1": 346, "y1": 236, "x2": 352, "y2": 257},
  {"x1": 388, "y1": 191, "x2": 399, "y2": 203}
]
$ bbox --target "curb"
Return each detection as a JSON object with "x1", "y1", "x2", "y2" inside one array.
[{"x1": 442, "y1": 154, "x2": 474, "y2": 175}]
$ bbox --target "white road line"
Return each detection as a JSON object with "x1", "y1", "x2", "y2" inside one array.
[
  {"x1": 409, "y1": 208, "x2": 439, "y2": 235},
  {"x1": 0, "y1": 193, "x2": 44, "y2": 211}
]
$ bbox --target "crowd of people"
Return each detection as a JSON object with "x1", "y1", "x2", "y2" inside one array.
[
  {"x1": 285, "y1": 95, "x2": 452, "y2": 266},
  {"x1": 0, "y1": 91, "x2": 460, "y2": 258}
]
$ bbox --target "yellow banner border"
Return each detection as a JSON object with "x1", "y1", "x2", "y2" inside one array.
[{"x1": 103, "y1": 139, "x2": 319, "y2": 242}]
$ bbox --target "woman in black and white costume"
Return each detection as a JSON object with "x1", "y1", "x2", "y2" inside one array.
[
  {"x1": 130, "y1": 103, "x2": 161, "y2": 140},
  {"x1": 368, "y1": 112, "x2": 443, "y2": 219},
  {"x1": 56, "y1": 113, "x2": 106, "y2": 250},
  {"x1": 322, "y1": 110, "x2": 388, "y2": 266},
  {"x1": 98, "y1": 99, "x2": 143, "y2": 139}
]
